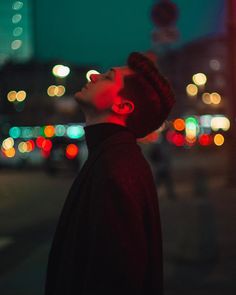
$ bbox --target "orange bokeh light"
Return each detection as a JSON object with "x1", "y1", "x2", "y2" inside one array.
[
  {"x1": 44, "y1": 125, "x2": 55, "y2": 137},
  {"x1": 173, "y1": 118, "x2": 185, "y2": 131}
]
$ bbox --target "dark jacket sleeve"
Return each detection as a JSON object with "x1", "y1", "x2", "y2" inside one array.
[{"x1": 82, "y1": 175, "x2": 149, "y2": 294}]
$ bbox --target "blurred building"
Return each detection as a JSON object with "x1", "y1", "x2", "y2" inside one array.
[
  {"x1": 0, "y1": 0, "x2": 33, "y2": 67},
  {"x1": 159, "y1": 35, "x2": 228, "y2": 118}
]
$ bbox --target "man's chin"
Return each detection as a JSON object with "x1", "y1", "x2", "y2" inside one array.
[{"x1": 74, "y1": 91, "x2": 85, "y2": 104}]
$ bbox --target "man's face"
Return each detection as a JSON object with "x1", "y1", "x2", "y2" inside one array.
[{"x1": 74, "y1": 66, "x2": 134, "y2": 113}]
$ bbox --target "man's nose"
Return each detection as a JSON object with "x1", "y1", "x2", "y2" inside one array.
[{"x1": 89, "y1": 73, "x2": 100, "y2": 82}]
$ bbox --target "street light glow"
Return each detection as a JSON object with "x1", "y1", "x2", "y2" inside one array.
[
  {"x1": 52, "y1": 65, "x2": 70, "y2": 78},
  {"x1": 86, "y1": 70, "x2": 100, "y2": 81},
  {"x1": 202, "y1": 93, "x2": 211, "y2": 104},
  {"x1": 211, "y1": 92, "x2": 221, "y2": 104},
  {"x1": 186, "y1": 84, "x2": 198, "y2": 96},
  {"x1": 192, "y1": 73, "x2": 207, "y2": 86}
]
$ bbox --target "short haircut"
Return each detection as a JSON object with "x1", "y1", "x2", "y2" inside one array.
[{"x1": 118, "y1": 52, "x2": 175, "y2": 138}]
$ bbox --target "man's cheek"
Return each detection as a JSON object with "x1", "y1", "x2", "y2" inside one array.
[{"x1": 95, "y1": 91, "x2": 113, "y2": 110}]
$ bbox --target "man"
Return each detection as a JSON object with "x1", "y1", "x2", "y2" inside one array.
[{"x1": 44, "y1": 52, "x2": 175, "y2": 294}]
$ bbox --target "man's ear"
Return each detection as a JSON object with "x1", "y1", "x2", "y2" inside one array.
[{"x1": 112, "y1": 99, "x2": 135, "y2": 115}]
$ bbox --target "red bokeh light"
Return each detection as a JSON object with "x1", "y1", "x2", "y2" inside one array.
[
  {"x1": 66, "y1": 144, "x2": 79, "y2": 159},
  {"x1": 36, "y1": 136, "x2": 45, "y2": 148},
  {"x1": 42, "y1": 139, "x2": 52, "y2": 152},
  {"x1": 172, "y1": 133, "x2": 185, "y2": 146},
  {"x1": 199, "y1": 134, "x2": 212, "y2": 146},
  {"x1": 26, "y1": 140, "x2": 35, "y2": 152}
]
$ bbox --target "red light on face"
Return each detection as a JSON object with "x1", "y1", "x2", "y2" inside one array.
[
  {"x1": 199, "y1": 134, "x2": 212, "y2": 146},
  {"x1": 65, "y1": 144, "x2": 79, "y2": 159}
]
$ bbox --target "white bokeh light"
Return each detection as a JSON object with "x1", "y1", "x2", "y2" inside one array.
[
  {"x1": 52, "y1": 65, "x2": 70, "y2": 78},
  {"x1": 86, "y1": 70, "x2": 100, "y2": 81}
]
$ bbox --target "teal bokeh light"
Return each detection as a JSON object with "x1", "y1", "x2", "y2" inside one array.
[
  {"x1": 9, "y1": 126, "x2": 21, "y2": 138},
  {"x1": 67, "y1": 125, "x2": 84, "y2": 139},
  {"x1": 55, "y1": 124, "x2": 66, "y2": 136},
  {"x1": 22, "y1": 127, "x2": 33, "y2": 138}
]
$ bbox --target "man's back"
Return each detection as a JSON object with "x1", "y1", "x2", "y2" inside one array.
[{"x1": 44, "y1": 127, "x2": 163, "y2": 295}]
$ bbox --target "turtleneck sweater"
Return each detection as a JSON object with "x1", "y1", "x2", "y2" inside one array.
[{"x1": 84, "y1": 122, "x2": 135, "y2": 154}]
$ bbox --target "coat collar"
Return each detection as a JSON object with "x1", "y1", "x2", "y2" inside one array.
[
  {"x1": 75, "y1": 129, "x2": 138, "y2": 188},
  {"x1": 84, "y1": 123, "x2": 131, "y2": 154}
]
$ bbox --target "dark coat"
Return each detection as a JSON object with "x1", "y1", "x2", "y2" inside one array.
[{"x1": 44, "y1": 130, "x2": 163, "y2": 295}]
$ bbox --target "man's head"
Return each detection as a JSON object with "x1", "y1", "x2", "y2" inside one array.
[{"x1": 75, "y1": 52, "x2": 175, "y2": 138}]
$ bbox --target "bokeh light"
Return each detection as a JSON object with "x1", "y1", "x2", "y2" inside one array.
[
  {"x1": 2, "y1": 137, "x2": 14, "y2": 150},
  {"x1": 199, "y1": 134, "x2": 212, "y2": 146},
  {"x1": 33, "y1": 126, "x2": 42, "y2": 138},
  {"x1": 47, "y1": 85, "x2": 65, "y2": 97},
  {"x1": 172, "y1": 133, "x2": 185, "y2": 146},
  {"x1": 13, "y1": 27, "x2": 23, "y2": 37},
  {"x1": 36, "y1": 136, "x2": 45, "y2": 148},
  {"x1": 11, "y1": 40, "x2": 22, "y2": 50},
  {"x1": 52, "y1": 65, "x2": 70, "y2": 78},
  {"x1": 192, "y1": 73, "x2": 207, "y2": 86},
  {"x1": 7, "y1": 90, "x2": 17, "y2": 102},
  {"x1": 9, "y1": 126, "x2": 21, "y2": 138},
  {"x1": 12, "y1": 1, "x2": 23, "y2": 10},
  {"x1": 200, "y1": 115, "x2": 212, "y2": 128},
  {"x1": 44, "y1": 125, "x2": 55, "y2": 137},
  {"x1": 202, "y1": 93, "x2": 211, "y2": 104},
  {"x1": 16, "y1": 90, "x2": 26, "y2": 101},
  {"x1": 173, "y1": 118, "x2": 185, "y2": 131},
  {"x1": 56, "y1": 85, "x2": 66, "y2": 97},
  {"x1": 7, "y1": 90, "x2": 26, "y2": 101},
  {"x1": 185, "y1": 117, "x2": 199, "y2": 143},
  {"x1": 214, "y1": 134, "x2": 224, "y2": 146},
  {"x1": 209, "y1": 59, "x2": 221, "y2": 71},
  {"x1": 211, "y1": 116, "x2": 230, "y2": 131},
  {"x1": 47, "y1": 85, "x2": 56, "y2": 97},
  {"x1": 22, "y1": 127, "x2": 33, "y2": 138},
  {"x1": 210, "y1": 92, "x2": 221, "y2": 105},
  {"x1": 26, "y1": 140, "x2": 35, "y2": 152},
  {"x1": 18, "y1": 141, "x2": 28, "y2": 153},
  {"x1": 66, "y1": 144, "x2": 79, "y2": 159},
  {"x1": 186, "y1": 84, "x2": 198, "y2": 96},
  {"x1": 42, "y1": 139, "x2": 52, "y2": 152},
  {"x1": 12, "y1": 14, "x2": 22, "y2": 24},
  {"x1": 55, "y1": 125, "x2": 66, "y2": 136},
  {"x1": 5, "y1": 147, "x2": 16, "y2": 158},
  {"x1": 67, "y1": 125, "x2": 85, "y2": 139},
  {"x1": 86, "y1": 70, "x2": 100, "y2": 81}
]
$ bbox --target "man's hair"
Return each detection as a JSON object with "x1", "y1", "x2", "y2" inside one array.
[{"x1": 119, "y1": 52, "x2": 175, "y2": 138}]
